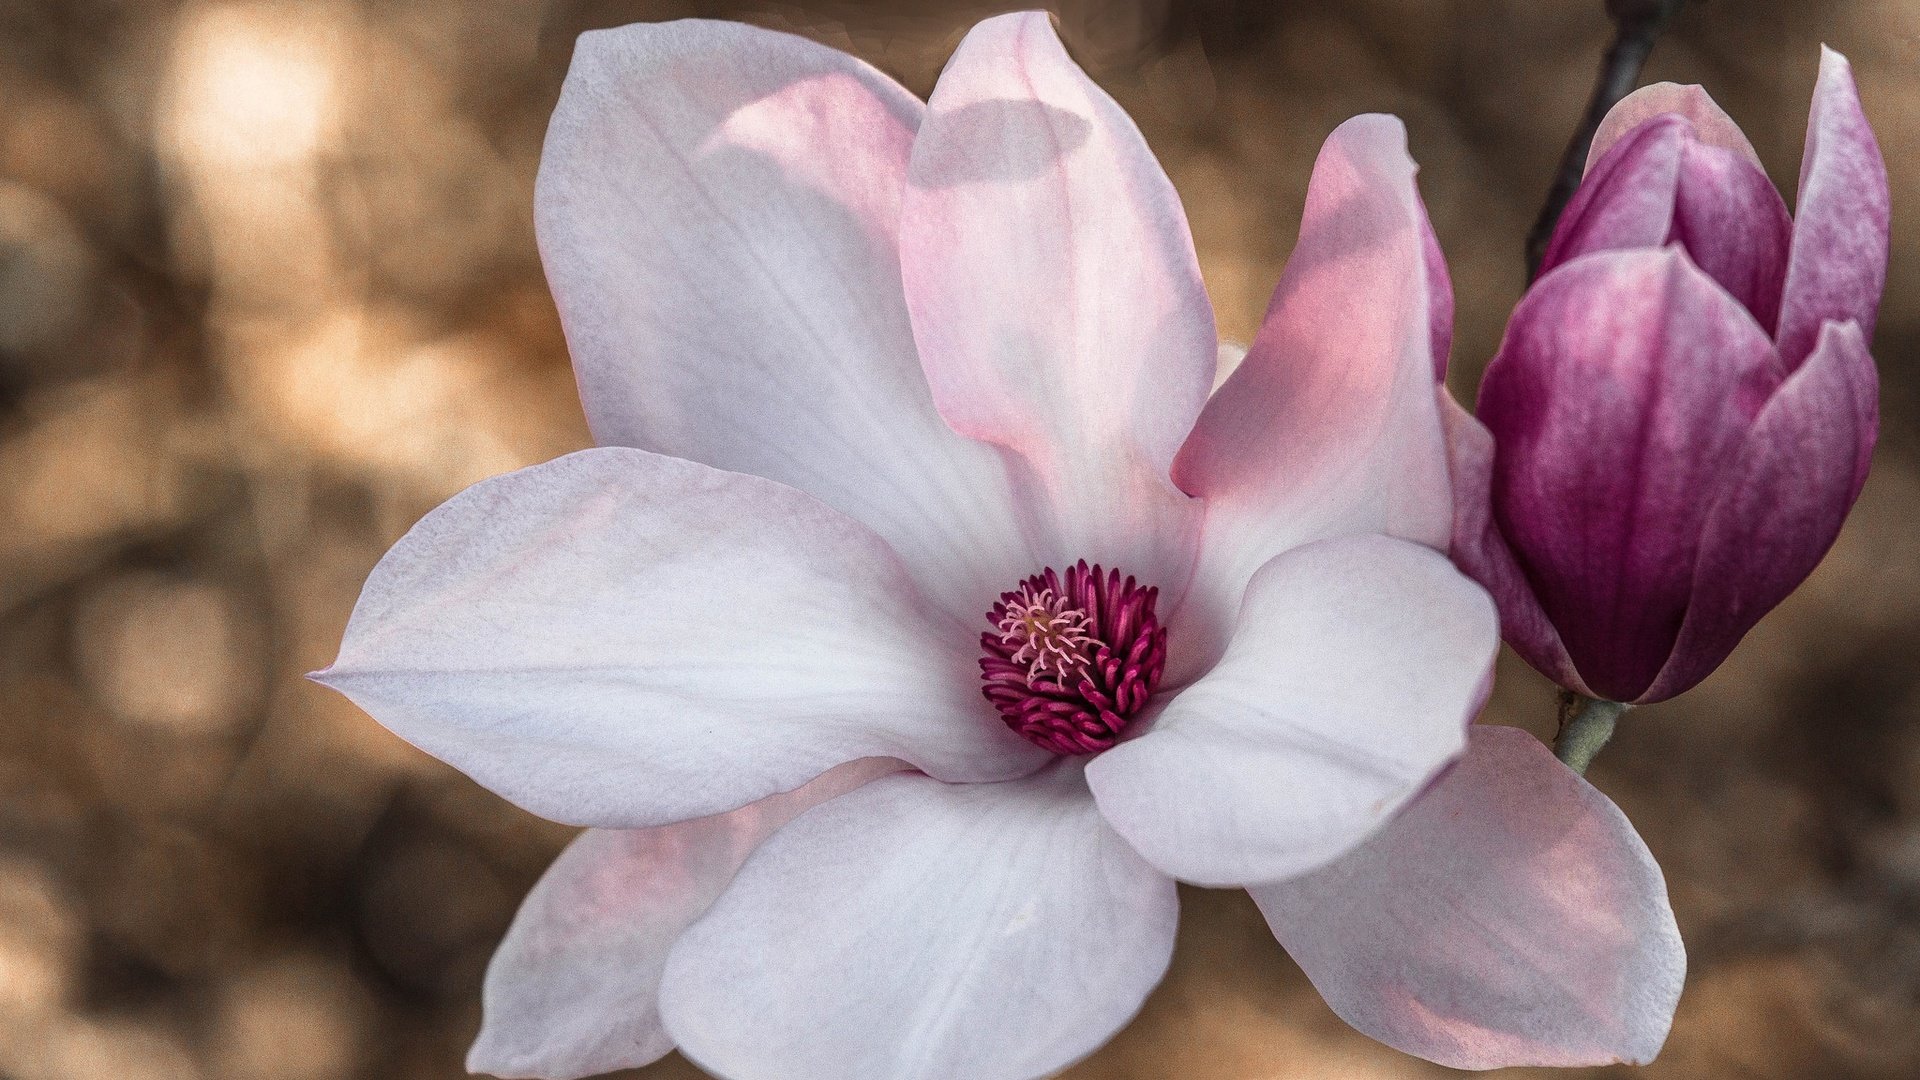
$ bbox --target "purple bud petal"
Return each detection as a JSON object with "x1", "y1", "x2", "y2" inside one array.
[
  {"x1": 1478, "y1": 248, "x2": 1779, "y2": 702},
  {"x1": 1670, "y1": 138, "x2": 1793, "y2": 333},
  {"x1": 1538, "y1": 117, "x2": 1684, "y2": 279},
  {"x1": 1777, "y1": 47, "x2": 1890, "y2": 372},
  {"x1": 1552, "y1": 111, "x2": 1792, "y2": 332},
  {"x1": 1640, "y1": 319, "x2": 1877, "y2": 701},
  {"x1": 1441, "y1": 391, "x2": 1592, "y2": 696}
]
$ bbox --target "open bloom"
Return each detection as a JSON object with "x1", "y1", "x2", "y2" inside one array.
[
  {"x1": 318, "y1": 13, "x2": 1682, "y2": 1079},
  {"x1": 1449, "y1": 48, "x2": 1887, "y2": 704}
]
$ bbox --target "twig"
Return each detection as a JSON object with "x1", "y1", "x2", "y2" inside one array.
[{"x1": 1524, "y1": 0, "x2": 1689, "y2": 279}]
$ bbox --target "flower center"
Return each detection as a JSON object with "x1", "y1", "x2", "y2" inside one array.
[{"x1": 979, "y1": 562, "x2": 1168, "y2": 755}]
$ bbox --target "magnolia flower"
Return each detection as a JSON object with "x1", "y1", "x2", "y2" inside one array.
[
  {"x1": 1449, "y1": 48, "x2": 1887, "y2": 704},
  {"x1": 317, "y1": 13, "x2": 1683, "y2": 1079}
]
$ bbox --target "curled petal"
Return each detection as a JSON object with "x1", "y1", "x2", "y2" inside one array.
[
  {"x1": 468, "y1": 759, "x2": 900, "y2": 1080},
  {"x1": 1537, "y1": 116, "x2": 1683, "y2": 277},
  {"x1": 1477, "y1": 247, "x2": 1778, "y2": 702},
  {"x1": 1777, "y1": 47, "x2": 1890, "y2": 371},
  {"x1": 1586, "y1": 81, "x2": 1763, "y2": 173},
  {"x1": 1170, "y1": 115, "x2": 1451, "y2": 676},
  {"x1": 1643, "y1": 319, "x2": 1877, "y2": 701},
  {"x1": 1087, "y1": 535, "x2": 1496, "y2": 887},
  {"x1": 537, "y1": 19, "x2": 1033, "y2": 626},
  {"x1": 658, "y1": 765, "x2": 1177, "y2": 1080},
  {"x1": 1254, "y1": 726, "x2": 1685, "y2": 1070},
  {"x1": 900, "y1": 11, "x2": 1213, "y2": 589},
  {"x1": 315, "y1": 448, "x2": 1047, "y2": 829},
  {"x1": 1440, "y1": 391, "x2": 1590, "y2": 696}
]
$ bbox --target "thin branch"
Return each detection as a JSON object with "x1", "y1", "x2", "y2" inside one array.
[{"x1": 1524, "y1": 0, "x2": 1689, "y2": 279}]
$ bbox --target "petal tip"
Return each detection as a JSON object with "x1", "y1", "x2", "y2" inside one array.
[
  {"x1": 463, "y1": 1035, "x2": 527, "y2": 1080},
  {"x1": 562, "y1": 19, "x2": 664, "y2": 69},
  {"x1": 966, "y1": 8, "x2": 1061, "y2": 48},
  {"x1": 1585, "y1": 82, "x2": 1757, "y2": 175},
  {"x1": 1328, "y1": 112, "x2": 1415, "y2": 167},
  {"x1": 462, "y1": 1039, "x2": 502, "y2": 1079},
  {"x1": 1339, "y1": 111, "x2": 1409, "y2": 137},
  {"x1": 1810, "y1": 44, "x2": 1868, "y2": 118}
]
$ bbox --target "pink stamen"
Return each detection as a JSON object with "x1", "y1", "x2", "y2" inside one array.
[
  {"x1": 979, "y1": 562, "x2": 1168, "y2": 756},
  {"x1": 996, "y1": 587, "x2": 1096, "y2": 680}
]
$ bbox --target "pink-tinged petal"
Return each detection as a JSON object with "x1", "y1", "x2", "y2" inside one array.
[
  {"x1": 1777, "y1": 47, "x2": 1890, "y2": 371},
  {"x1": 1642, "y1": 319, "x2": 1877, "y2": 701},
  {"x1": 1421, "y1": 201, "x2": 1455, "y2": 378},
  {"x1": 468, "y1": 758, "x2": 900, "y2": 1080},
  {"x1": 1440, "y1": 391, "x2": 1592, "y2": 696},
  {"x1": 1669, "y1": 137, "x2": 1793, "y2": 333},
  {"x1": 658, "y1": 765, "x2": 1177, "y2": 1080},
  {"x1": 537, "y1": 20, "x2": 1033, "y2": 626},
  {"x1": 1586, "y1": 81, "x2": 1762, "y2": 173},
  {"x1": 314, "y1": 448, "x2": 1047, "y2": 830},
  {"x1": 900, "y1": 12, "x2": 1213, "y2": 588},
  {"x1": 1536, "y1": 116, "x2": 1683, "y2": 278},
  {"x1": 1169, "y1": 115, "x2": 1451, "y2": 677},
  {"x1": 1254, "y1": 725, "x2": 1685, "y2": 1070},
  {"x1": 1086, "y1": 535, "x2": 1497, "y2": 887},
  {"x1": 1478, "y1": 247, "x2": 1778, "y2": 702}
]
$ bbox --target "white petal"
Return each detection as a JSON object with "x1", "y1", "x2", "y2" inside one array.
[
  {"x1": 658, "y1": 765, "x2": 1178, "y2": 1080},
  {"x1": 1087, "y1": 534, "x2": 1497, "y2": 886},
  {"x1": 316, "y1": 448, "x2": 1047, "y2": 829},
  {"x1": 900, "y1": 11, "x2": 1214, "y2": 588},
  {"x1": 1254, "y1": 726, "x2": 1685, "y2": 1070},
  {"x1": 538, "y1": 19, "x2": 1033, "y2": 624},
  {"x1": 468, "y1": 758, "x2": 901, "y2": 1079}
]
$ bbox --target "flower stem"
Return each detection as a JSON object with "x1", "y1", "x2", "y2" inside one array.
[
  {"x1": 1524, "y1": 0, "x2": 1689, "y2": 279},
  {"x1": 1554, "y1": 692, "x2": 1631, "y2": 775}
]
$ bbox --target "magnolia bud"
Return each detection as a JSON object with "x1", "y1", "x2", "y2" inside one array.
[{"x1": 1447, "y1": 48, "x2": 1887, "y2": 703}]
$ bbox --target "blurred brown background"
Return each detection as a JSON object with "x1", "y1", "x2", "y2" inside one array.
[{"x1": 2, "y1": 1, "x2": 1916, "y2": 1077}]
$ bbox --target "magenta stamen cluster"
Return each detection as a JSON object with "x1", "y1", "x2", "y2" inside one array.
[{"x1": 980, "y1": 562, "x2": 1168, "y2": 755}]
